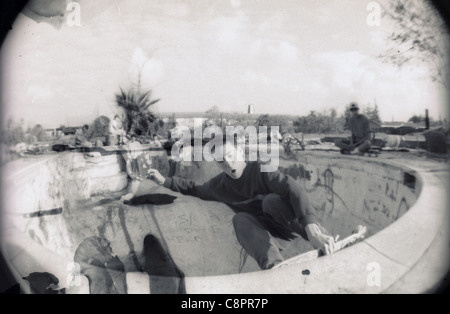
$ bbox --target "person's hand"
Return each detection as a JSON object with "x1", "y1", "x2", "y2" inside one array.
[
  {"x1": 120, "y1": 193, "x2": 134, "y2": 202},
  {"x1": 129, "y1": 174, "x2": 142, "y2": 181},
  {"x1": 148, "y1": 169, "x2": 166, "y2": 185},
  {"x1": 305, "y1": 223, "x2": 336, "y2": 255}
]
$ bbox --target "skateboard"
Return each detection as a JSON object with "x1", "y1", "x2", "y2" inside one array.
[
  {"x1": 362, "y1": 149, "x2": 380, "y2": 157},
  {"x1": 273, "y1": 225, "x2": 367, "y2": 269}
]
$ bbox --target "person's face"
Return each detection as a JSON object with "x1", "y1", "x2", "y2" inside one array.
[
  {"x1": 216, "y1": 142, "x2": 246, "y2": 179},
  {"x1": 351, "y1": 108, "x2": 359, "y2": 116}
]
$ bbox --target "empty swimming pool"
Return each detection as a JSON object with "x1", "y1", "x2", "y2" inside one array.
[{"x1": 0, "y1": 148, "x2": 448, "y2": 293}]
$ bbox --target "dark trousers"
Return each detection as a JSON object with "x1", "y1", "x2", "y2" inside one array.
[
  {"x1": 335, "y1": 138, "x2": 371, "y2": 153},
  {"x1": 232, "y1": 194, "x2": 306, "y2": 269}
]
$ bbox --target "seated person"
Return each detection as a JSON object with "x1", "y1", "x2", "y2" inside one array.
[
  {"x1": 75, "y1": 124, "x2": 93, "y2": 152},
  {"x1": 335, "y1": 103, "x2": 372, "y2": 155}
]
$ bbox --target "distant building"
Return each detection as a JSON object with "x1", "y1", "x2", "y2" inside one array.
[
  {"x1": 155, "y1": 112, "x2": 259, "y2": 129},
  {"x1": 248, "y1": 104, "x2": 254, "y2": 114},
  {"x1": 379, "y1": 123, "x2": 427, "y2": 135}
]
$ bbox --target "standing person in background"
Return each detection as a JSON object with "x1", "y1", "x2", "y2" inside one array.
[
  {"x1": 335, "y1": 103, "x2": 372, "y2": 155},
  {"x1": 109, "y1": 115, "x2": 126, "y2": 146},
  {"x1": 151, "y1": 133, "x2": 162, "y2": 148},
  {"x1": 122, "y1": 132, "x2": 145, "y2": 182}
]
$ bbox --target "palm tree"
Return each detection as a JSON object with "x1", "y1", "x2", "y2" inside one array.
[{"x1": 115, "y1": 87, "x2": 161, "y2": 137}]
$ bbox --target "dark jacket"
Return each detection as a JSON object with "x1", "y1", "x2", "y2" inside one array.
[{"x1": 163, "y1": 161, "x2": 317, "y2": 227}]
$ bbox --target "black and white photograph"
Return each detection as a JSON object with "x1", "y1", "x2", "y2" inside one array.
[{"x1": 0, "y1": 0, "x2": 449, "y2": 298}]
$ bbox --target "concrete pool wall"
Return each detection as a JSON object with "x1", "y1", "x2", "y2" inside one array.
[{"x1": 1, "y1": 149, "x2": 448, "y2": 293}]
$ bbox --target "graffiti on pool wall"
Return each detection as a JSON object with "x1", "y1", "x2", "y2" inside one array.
[
  {"x1": 363, "y1": 177, "x2": 410, "y2": 226},
  {"x1": 279, "y1": 163, "x2": 412, "y2": 226},
  {"x1": 396, "y1": 197, "x2": 409, "y2": 220},
  {"x1": 385, "y1": 180, "x2": 400, "y2": 203},
  {"x1": 278, "y1": 164, "x2": 348, "y2": 216},
  {"x1": 303, "y1": 167, "x2": 336, "y2": 214},
  {"x1": 322, "y1": 169, "x2": 335, "y2": 213}
]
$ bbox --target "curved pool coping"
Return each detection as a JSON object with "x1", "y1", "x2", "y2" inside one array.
[{"x1": 1, "y1": 152, "x2": 449, "y2": 294}]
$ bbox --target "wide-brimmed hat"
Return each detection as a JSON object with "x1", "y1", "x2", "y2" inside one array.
[{"x1": 349, "y1": 103, "x2": 359, "y2": 111}]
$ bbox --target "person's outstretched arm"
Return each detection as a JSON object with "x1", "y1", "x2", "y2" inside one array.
[{"x1": 148, "y1": 169, "x2": 218, "y2": 201}]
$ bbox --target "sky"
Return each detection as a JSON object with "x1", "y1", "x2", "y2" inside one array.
[{"x1": 1, "y1": 0, "x2": 449, "y2": 129}]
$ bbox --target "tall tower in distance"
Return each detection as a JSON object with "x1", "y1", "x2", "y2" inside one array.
[{"x1": 248, "y1": 104, "x2": 254, "y2": 114}]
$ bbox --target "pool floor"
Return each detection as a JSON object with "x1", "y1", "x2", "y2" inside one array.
[{"x1": 62, "y1": 174, "x2": 380, "y2": 279}]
